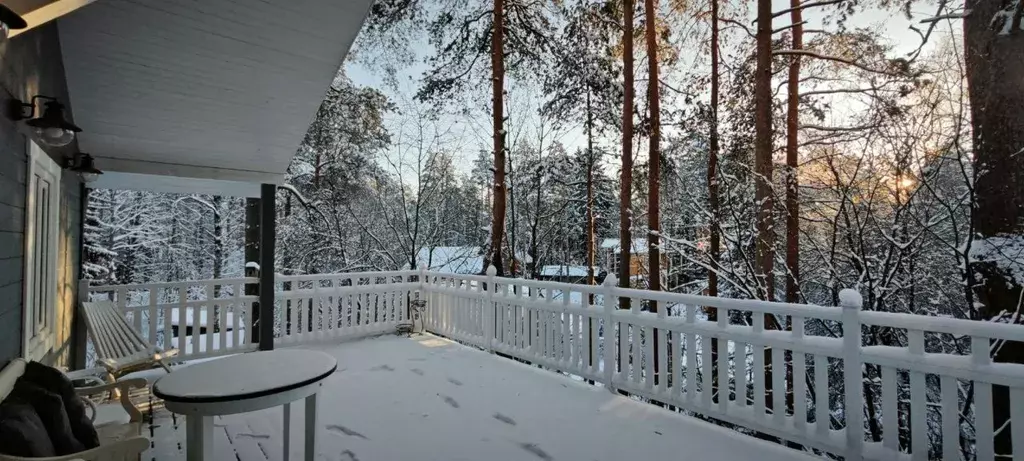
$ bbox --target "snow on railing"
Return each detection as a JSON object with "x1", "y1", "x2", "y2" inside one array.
[
  {"x1": 82, "y1": 278, "x2": 259, "y2": 361},
  {"x1": 82, "y1": 269, "x2": 1024, "y2": 460}
]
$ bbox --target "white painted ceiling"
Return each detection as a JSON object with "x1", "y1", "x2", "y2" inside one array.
[{"x1": 58, "y1": 0, "x2": 374, "y2": 196}]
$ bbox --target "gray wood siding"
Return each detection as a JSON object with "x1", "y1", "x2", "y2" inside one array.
[{"x1": 0, "y1": 21, "x2": 83, "y2": 368}]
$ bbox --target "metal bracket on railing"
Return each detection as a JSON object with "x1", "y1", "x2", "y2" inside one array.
[{"x1": 397, "y1": 299, "x2": 428, "y2": 337}]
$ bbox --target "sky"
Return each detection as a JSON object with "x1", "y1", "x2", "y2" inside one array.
[{"x1": 343, "y1": 0, "x2": 957, "y2": 178}]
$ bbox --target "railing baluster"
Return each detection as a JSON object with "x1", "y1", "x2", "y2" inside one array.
[
  {"x1": 620, "y1": 318, "x2": 629, "y2": 386},
  {"x1": 601, "y1": 275, "x2": 617, "y2": 391},
  {"x1": 881, "y1": 366, "x2": 898, "y2": 454},
  {"x1": 674, "y1": 330, "x2": 685, "y2": 400},
  {"x1": 772, "y1": 347, "x2": 785, "y2": 424},
  {"x1": 177, "y1": 285, "x2": 187, "y2": 354},
  {"x1": 753, "y1": 314, "x2": 766, "y2": 421},
  {"x1": 231, "y1": 282, "x2": 241, "y2": 351},
  {"x1": 909, "y1": 330, "x2": 926, "y2": 461},
  {"x1": 792, "y1": 316, "x2": 806, "y2": 431},
  {"x1": 814, "y1": 354, "x2": 829, "y2": 439},
  {"x1": 217, "y1": 288, "x2": 228, "y2": 352},
  {"x1": 686, "y1": 306, "x2": 697, "y2": 403},
  {"x1": 940, "y1": 375, "x2": 959, "y2": 461},
  {"x1": 657, "y1": 322, "x2": 668, "y2": 396},
  {"x1": 162, "y1": 294, "x2": 173, "y2": 352},
  {"x1": 291, "y1": 295, "x2": 300, "y2": 342},
  {"x1": 632, "y1": 299, "x2": 643, "y2": 385},
  {"x1": 563, "y1": 290, "x2": 571, "y2": 366},
  {"x1": 702, "y1": 332, "x2": 713, "y2": 408},
  {"x1": 147, "y1": 287, "x2": 158, "y2": 345},
  {"x1": 972, "y1": 336, "x2": 995, "y2": 461},
  {"x1": 1012, "y1": 388, "x2": 1024, "y2": 461},
  {"x1": 644, "y1": 324, "x2": 654, "y2": 391},
  {"x1": 718, "y1": 309, "x2": 729, "y2": 411},
  {"x1": 735, "y1": 341, "x2": 748, "y2": 409}
]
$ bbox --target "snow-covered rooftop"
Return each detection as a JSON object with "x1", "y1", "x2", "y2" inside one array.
[
  {"x1": 140, "y1": 335, "x2": 819, "y2": 460},
  {"x1": 412, "y1": 246, "x2": 484, "y2": 274},
  {"x1": 409, "y1": 246, "x2": 533, "y2": 274},
  {"x1": 600, "y1": 238, "x2": 650, "y2": 254}
]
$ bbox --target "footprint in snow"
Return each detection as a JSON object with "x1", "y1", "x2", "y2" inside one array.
[
  {"x1": 492, "y1": 413, "x2": 517, "y2": 426},
  {"x1": 325, "y1": 425, "x2": 370, "y2": 440},
  {"x1": 446, "y1": 377, "x2": 463, "y2": 386},
  {"x1": 410, "y1": 368, "x2": 425, "y2": 376},
  {"x1": 369, "y1": 364, "x2": 394, "y2": 372},
  {"x1": 519, "y1": 442, "x2": 553, "y2": 461},
  {"x1": 438, "y1": 394, "x2": 460, "y2": 408}
]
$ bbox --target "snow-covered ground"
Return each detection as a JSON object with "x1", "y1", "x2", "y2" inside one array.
[{"x1": 159, "y1": 334, "x2": 818, "y2": 461}]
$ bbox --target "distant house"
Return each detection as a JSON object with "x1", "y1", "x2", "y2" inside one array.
[
  {"x1": 537, "y1": 265, "x2": 598, "y2": 284},
  {"x1": 600, "y1": 238, "x2": 670, "y2": 280}
]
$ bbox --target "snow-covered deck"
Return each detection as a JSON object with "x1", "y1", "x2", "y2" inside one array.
[{"x1": 144, "y1": 334, "x2": 815, "y2": 461}]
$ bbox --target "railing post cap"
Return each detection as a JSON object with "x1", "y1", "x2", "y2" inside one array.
[
  {"x1": 486, "y1": 265, "x2": 497, "y2": 277},
  {"x1": 839, "y1": 288, "x2": 863, "y2": 310},
  {"x1": 603, "y1": 273, "x2": 617, "y2": 287}
]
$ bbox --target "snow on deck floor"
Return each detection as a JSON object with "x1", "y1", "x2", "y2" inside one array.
[{"x1": 231, "y1": 334, "x2": 817, "y2": 461}]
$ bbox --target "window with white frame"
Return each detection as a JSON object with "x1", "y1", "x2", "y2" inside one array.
[{"x1": 23, "y1": 140, "x2": 60, "y2": 362}]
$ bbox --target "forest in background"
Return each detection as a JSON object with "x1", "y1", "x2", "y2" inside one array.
[{"x1": 83, "y1": 0, "x2": 1023, "y2": 458}]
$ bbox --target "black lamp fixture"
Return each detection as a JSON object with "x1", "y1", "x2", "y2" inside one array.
[
  {"x1": 0, "y1": 5, "x2": 26, "y2": 44},
  {"x1": 7, "y1": 95, "x2": 82, "y2": 147},
  {"x1": 66, "y1": 153, "x2": 102, "y2": 183}
]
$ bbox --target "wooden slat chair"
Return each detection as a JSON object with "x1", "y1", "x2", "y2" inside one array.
[{"x1": 80, "y1": 301, "x2": 177, "y2": 381}]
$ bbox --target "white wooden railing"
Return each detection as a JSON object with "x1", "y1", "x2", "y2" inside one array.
[
  {"x1": 82, "y1": 278, "x2": 260, "y2": 361},
  {"x1": 273, "y1": 271, "x2": 419, "y2": 345},
  {"x1": 83, "y1": 268, "x2": 1024, "y2": 460}
]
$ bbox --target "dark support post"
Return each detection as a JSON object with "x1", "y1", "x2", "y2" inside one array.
[
  {"x1": 258, "y1": 184, "x2": 276, "y2": 351},
  {"x1": 245, "y1": 198, "x2": 261, "y2": 343}
]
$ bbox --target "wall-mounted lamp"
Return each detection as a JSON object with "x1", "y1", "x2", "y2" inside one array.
[
  {"x1": 0, "y1": 5, "x2": 26, "y2": 45},
  {"x1": 66, "y1": 153, "x2": 102, "y2": 183},
  {"x1": 7, "y1": 95, "x2": 82, "y2": 147}
]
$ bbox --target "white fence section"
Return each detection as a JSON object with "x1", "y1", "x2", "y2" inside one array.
[
  {"x1": 83, "y1": 268, "x2": 1024, "y2": 460},
  {"x1": 274, "y1": 271, "x2": 419, "y2": 345},
  {"x1": 82, "y1": 278, "x2": 259, "y2": 361}
]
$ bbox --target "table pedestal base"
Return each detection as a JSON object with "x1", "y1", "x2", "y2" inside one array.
[
  {"x1": 184, "y1": 392, "x2": 320, "y2": 461},
  {"x1": 185, "y1": 415, "x2": 213, "y2": 460}
]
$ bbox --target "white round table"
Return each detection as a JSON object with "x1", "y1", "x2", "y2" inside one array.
[{"x1": 153, "y1": 349, "x2": 337, "y2": 461}]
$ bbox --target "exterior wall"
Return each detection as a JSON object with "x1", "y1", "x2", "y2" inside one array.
[{"x1": 0, "y1": 22, "x2": 84, "y2": 368}]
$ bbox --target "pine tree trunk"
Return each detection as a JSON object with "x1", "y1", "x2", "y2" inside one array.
[
  {"x1": 508, "y1": 154, "x2": 517, "y2": 276},
  {"x1": 754, "y1": 0, "x2": 776, "y2": 411},
  {"x1": 707, "y1": 0, "x2": 722, "y2": 403},
  {"x1": 619, "y1": 0, "x2": 635, "y2": 308},
  {"x1": 488, "y1": 0, "x2": 507, "y2": 276},
  {"x1": 964, "y1": 1, "x2": 1024, "y2": 455},
  {"x1": 783, "y1": 0, "x2": 804, "y2": 417},
  {"x1": 644, "y1": 0, "x2": 661, "y2": 382},
  {"x1": 784, "y1": 0, "x2": 803, "y2": 305},
  {"x1": 586, "y1": 90, "x2": 597, "y2": 371},
  {"x1": 754, "y1": 0, "x2": 775, "y2": 303},
  {"x1": 645, "y1": 0, "x2": 661, "y2": 296},
  {"x1": 586, "y1": 90, "x2": 596, "y2": 296}
]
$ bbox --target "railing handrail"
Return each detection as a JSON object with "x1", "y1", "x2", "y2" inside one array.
[{"x1": 86, "y1": 277, "x2": 258, "y2": 292}]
